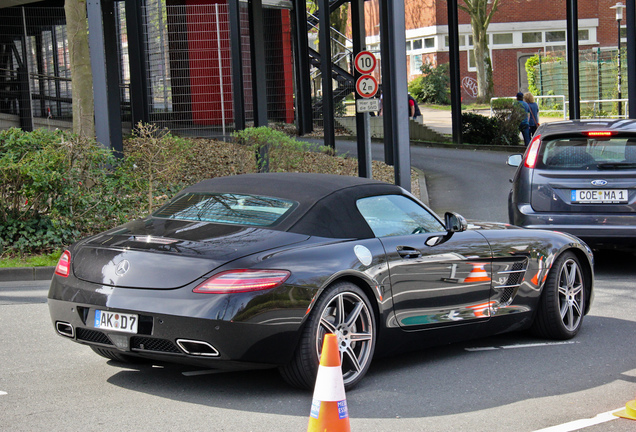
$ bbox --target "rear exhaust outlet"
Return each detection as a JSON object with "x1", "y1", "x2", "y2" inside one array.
[
  {"x1": 56, "y1": 321, "x2": 74, "y2": 338},
  {"x1": 176, "y1": 339, "x2": 219, "y2": 357}
]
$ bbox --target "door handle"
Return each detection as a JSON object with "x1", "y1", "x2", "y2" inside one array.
[{"x1": 397, "y1": 246, "x2": 421, "y2": 259}]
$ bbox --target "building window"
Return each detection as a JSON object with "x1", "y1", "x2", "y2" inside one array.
[
  {"x1": 522, "y1": 32, "x2": 542, "y2": 43},
  {"x1": 545, "y1": 31, "x2": 566, "y2": 43},
  {"x1": 493, "y1": 33, "x2": 513, "y2": 45},
  {"x1": 406, "y1": 40, "x2": 411, "y2": 51},
  {"x1": 424, "y1": 37, "x2": 435, "y2": 49},
  {"x1": 413, "y1": 39, "x2": 422, "y2": 50},
  {"x1": 578, "y1": 29, "x2": 589, "y2": 42}
]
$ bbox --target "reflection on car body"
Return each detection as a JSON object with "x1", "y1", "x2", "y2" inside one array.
[{"x1": 49, "y1": 172, "x2": 594, "y2": 389}]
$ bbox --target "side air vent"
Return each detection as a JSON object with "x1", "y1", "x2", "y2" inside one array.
[{"x1": 494, "y1": 260, "x2": 528, "y2": 306}]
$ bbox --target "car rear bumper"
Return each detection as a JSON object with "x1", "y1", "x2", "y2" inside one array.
[
  {"x1": 512, "y1": 204, "x2": 636, "y2": 246},
  {"x1": 47, "y1": 276, "x2": 309, "y2": 368}
]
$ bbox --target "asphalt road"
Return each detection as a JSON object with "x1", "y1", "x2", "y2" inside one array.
[
  {"x1": 1, "y1": 144, "x2": 635, "y2": 432},
  {"x1": 331, "y1": 139, "x2": 517, "y2": 222}
]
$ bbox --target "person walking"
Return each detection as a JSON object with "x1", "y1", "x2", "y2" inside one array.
[
  {"x1": 524, "y1": 92, "x2": 540, "y2": 137},
  {"x1": 516, "y1": 92, "x2": 530, "y2": 146}
]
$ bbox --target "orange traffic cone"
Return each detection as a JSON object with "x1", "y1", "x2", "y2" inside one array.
[
  {"x1": 614, "y1": 393, "x2": 636, "y2": 420},
  {"x1": 307, "y1": 333, "x2": 351, "y2": 432},
  {"x1": 464, "y1": 263, "x2": 490, "y2": 283}
]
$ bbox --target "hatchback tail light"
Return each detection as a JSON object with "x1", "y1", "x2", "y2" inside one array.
[
  {"x1": 55, "y1": 251, "x2": 71, "y2": 277},
  {"x1": 193, "y1": 269, "x2": 291, "y2": 294},
  {"x1": 524, "y1": 134, "x2": 542, "y2": 168}
]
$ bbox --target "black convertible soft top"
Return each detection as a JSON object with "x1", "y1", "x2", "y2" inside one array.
[{"x1": 178, "y1": 172, "x2": 407, "y2": 239}]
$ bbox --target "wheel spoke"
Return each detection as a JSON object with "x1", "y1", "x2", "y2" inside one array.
[
  {"x1": 343, "y1": 346, "x2": 362, "y2": 373},
  {"x1": 571, "y1": 299, "x2": 583, "y2": 316},
  {"x1": 566, "y1": 262, "x2": 578, "y2": 287},
  {"x1": 349, "y1": 331, "x2": 372, "y2": 342},
  {"x1": 335, "y1": 294, "x2": 345, "y2": 326},
  {"x1": 344, "y1": 301, "x2": 364, "y2": 328},
  {"x1": 319, "y1": 316, "x2": 337, "y2": 334}
]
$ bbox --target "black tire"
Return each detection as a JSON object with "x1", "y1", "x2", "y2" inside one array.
[
  {"x1": 531, "y1": 251, "x2": 586, "y2": 340},
  {"x1": 279, "y1": 281, "x2": 376, "y2": 390},
  {"x1": 90, "y1": 346, "x2": 145, "y2": 363}
]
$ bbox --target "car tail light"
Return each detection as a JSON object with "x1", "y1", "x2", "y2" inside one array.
[
  {"x1": 193, "y1": 269, "x2": 291, "y2": 294},
  {"x1": 524, "y1": 134, "x2": 541, "y2": 168},
  {"x1": 586, "y1": 131, "x2": 613, "y2": 137},
  {"x1": 55, "y1": 251, "x2": 71, "y2": 277}
]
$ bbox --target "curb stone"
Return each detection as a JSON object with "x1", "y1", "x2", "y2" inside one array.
[{"x1": 0, "y1": 266, "x2": 55, "y2": 282}]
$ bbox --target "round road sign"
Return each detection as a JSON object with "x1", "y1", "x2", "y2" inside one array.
[
  {"x1": 356, "y1": 75, "x2": 378, "y2": 98},
  {"x1": 354, "y1": 51, "x2": 377, "y2": 74}
]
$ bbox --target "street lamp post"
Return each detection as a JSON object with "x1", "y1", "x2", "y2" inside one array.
[{"x1": 611, "y1": 2, "x2": 626, "y2": 117}]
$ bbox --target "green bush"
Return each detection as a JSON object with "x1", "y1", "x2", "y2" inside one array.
[
  {"x1": 461, "y1": 113, "x2": 499, "y2": 144},
  {"x1": 408, "y1": 63, "x2": 450, "y2": 105},
  {"x1": 491, "y1": 98, "x2": 526, "y2": 146},
  {"x1": 462, "y1": 99, "x2": 526, "y2": 146},
  {"x1": 126, "y1": 122, "x2": 189, "y2": 212},
  {"x1": 233, "y1": 126, "x2": 326, "y2": 172},
  {"x1": 0, "y1": 128, "x2": 142, "y2": 255}
]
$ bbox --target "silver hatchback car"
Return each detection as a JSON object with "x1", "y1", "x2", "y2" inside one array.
[{"x1": 508, "y1": 119, "x2": 636, "y2": 249}]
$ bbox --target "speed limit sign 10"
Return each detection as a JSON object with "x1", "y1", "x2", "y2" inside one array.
[
  {"x1": 354, "y1": 51, "x2": 377, "y2": 74},
  {"x1": 356, "y1": 75, "x2": 378, "y2": 98}
]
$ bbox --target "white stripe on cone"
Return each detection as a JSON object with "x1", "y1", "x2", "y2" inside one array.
[{"x1": 312, "y1": 365, "x2": 346, "y2": 402}]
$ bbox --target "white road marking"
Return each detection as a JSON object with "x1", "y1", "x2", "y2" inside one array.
[
  {"x1": 0, "y1": 391, "x2": 7, "y2": 396},
  {"x1": 465, "y1": 341, "x2": 577, "y2": 352},
  {"x1": 533, "y1": 408, "x2": 623, "y2": 432}
]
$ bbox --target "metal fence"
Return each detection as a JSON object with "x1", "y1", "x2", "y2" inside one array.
[{"x1": 0, "y1": 1, "x2": 296, "y2": 137}]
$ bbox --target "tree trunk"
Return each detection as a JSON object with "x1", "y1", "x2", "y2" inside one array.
[
  {"x1": 472, "y1": 21, "x2": 493, "y2": 102},
  {"x1": 65, "y1": 0, "x2": 95, "y2": 138}
]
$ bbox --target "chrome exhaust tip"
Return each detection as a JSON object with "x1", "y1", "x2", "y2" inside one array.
[
  {"x1": 176, "y1": 339, "x2": 219, "y2": 357},
  {"x1": 56, "y1": 321, "x2": 74, "y2": 338}
]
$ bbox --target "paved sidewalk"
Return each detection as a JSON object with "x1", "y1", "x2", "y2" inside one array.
[{"x1": 420, "y1": 106, "x2": 564, "y2": 136}]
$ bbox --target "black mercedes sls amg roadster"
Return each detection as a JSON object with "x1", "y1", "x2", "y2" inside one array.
[{"x1": 48, "y1": 172, "x2": 594, "y2": 389}]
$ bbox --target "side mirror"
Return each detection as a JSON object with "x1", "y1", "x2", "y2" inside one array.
[
  {"x1": 444, "y1": 212, "x2": 467, "y2": 233},
  {"x1": 507, "y1": 154, "x2": 522, "y2": 167}
]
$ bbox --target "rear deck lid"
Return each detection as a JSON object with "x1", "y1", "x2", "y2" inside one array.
[
  {"x1": 530, "y1": 134, "x2": 636, "y2": 213},
  {"x1": 72, "y1": 218, "x2": 309, "y2": 289}
]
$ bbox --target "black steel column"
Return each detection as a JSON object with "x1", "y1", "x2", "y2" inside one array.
[
  {"x1": 125, "y1": 0, "x2": 150, "y2": 125},
  {"x1": 248, "y1": 0, "x2": 268, "y2": 126},
  {"x1": 228, "y1": 0, "x2": 245, "y2": 130},
  {"x1": 291, "y1": 0, "x2": 313, "y2": 135},
  {"x1": 379, "y1": 0, "x2": 410, "y2": 190},
  {"x1": 446, "y1": 0, "x2": 462, "y2": 144},
  {"x1": 627, "y1": 0, "x2": 636, "y2": 119},
  {"x1": 87, "y1": 0, "x2": 123, "y2": 154},
  {"x1": 317, "y1": 0, "x2": 335, "y2": 149},
  {"x1": 566, "y1": 0, "x2": 580, "y2": 119},
  {"x1": 351, "y1": 0, "x2": 371, "y2": 177}
]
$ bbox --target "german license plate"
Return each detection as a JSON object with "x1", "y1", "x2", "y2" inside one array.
[
  {"x1": 94, "y1": 310, "x2": 138, "y2": 333},
  {"x1": 571, "y1": 189, "x2": 628, "y2": 203}
]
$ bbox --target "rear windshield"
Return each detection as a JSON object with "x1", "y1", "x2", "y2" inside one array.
[
  {"x1": 538, "y1": 137, "x2": 636, "y2": 170},
  {"x1": 153, "y1": 193, "x2": 297, "y2": 226}
]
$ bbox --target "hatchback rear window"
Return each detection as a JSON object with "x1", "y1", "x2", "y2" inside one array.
[
  {"x1": 538, "y1": 137, "x2": 636, "y2": 170},
  {"x1": 153, "y1": 193, "x2": 297, "y2": 226}
]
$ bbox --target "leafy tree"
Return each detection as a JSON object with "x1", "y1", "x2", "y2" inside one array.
[
  {"x1": 408, "y1": 63, "x2": 450, "y2": 105},
  {"x1": 459, "y1": 0, "x2": 501, "y2": 102}
]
